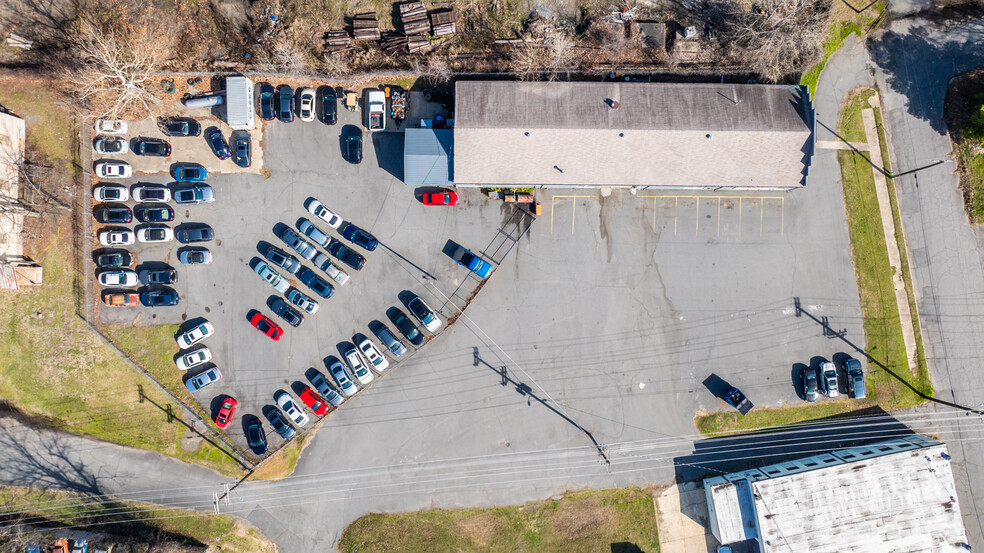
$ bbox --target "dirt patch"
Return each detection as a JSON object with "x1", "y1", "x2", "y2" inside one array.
[
  {"x1": 944, "y1": 67, "x2": 984, "y2": 136},
  {"x1": 549, "y1": 494, "x2": 616, "y2": 539},
  {"x1": 456, "y1": 512, "x2": 502, "y2": 546}
]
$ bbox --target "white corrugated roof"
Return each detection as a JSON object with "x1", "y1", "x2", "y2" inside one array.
[{"x1": 225, "y1": 76, "x2": 255, "y2": 130}]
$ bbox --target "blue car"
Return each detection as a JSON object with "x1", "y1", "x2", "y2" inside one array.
[
  {"x1": 265, "y1": 409, "x2": 296, "y2": 439},
  {"x1": 341, "y1": 223, "x2": 377, "y2": 251},
  {"x1": 141, "y1": 289, "x2": 179, "y2": 307},
  {"x1": 451, "y1": 246, "x2": 492, "y2": 278},
  {"x1": 299, "y1": 268, "x2": 334, "y2": 299},
  {"x1": 172, "y1": 165, "x2": 207, "y2": 182}
]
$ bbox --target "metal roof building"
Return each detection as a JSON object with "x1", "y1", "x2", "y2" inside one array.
[
  {"x1": 225, "y1": 76, "x2": 255, "y2": 130},
  {"x1": 404, "y1": 127, "x2": 453, "y2": 187},
  {"x1": 453, "y1": 81, "x2": 815, "y2": 190},
  {"x1": 704, "y1": 435, "x2": 969, "y2": 553}
]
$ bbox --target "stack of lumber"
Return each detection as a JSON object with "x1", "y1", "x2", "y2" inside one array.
[
  {"x1": 324, "y1": 30, "x2": 351, "y2": 51},
  {"x1": 406, "y1": 33, "x2": 431, "y2": 53},
  {"x1": 400, "y1": 2, "x2": 431, "y2": 35},
  {"x1": 381, "y1": 31, "x2": 408, "y2": 54},
  {"x1": 430, "y1": 9, "x2": 455, "y2": 36},
  {"x1": 352, "y1": 12, "x2": 381, "y2": 41}
]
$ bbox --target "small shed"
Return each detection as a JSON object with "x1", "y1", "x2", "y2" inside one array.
[
  {"x1": 404, "y1": 126, "x2": 453, "y2": 187},
  {"x1": 225, "y1": 76, "x2": 255, "y2": 130}
]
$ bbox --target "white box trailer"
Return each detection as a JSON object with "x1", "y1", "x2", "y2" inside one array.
[{"x1": 225, "y1": 76, "x2": 255, "y2": 130}]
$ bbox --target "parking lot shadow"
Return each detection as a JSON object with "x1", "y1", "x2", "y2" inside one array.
[
  {"x1": 441, "y1": 239, "x2": 460, "y2": 259},
  {"x1": 414, "y1": 186, "x2": 449, "y2": 202},
  {"x1": 247, "y1": 256, "x2": 264, "y2": 272},
  {"x1": 304, "y1": 368, "x2": 324, "y2": 385},
  {"x1": 791, "y1": 362, "x2": 809, "y2": 400},
  {"x1": 610, "y1": 543, "x2": 644, "y2": 553},
  {"x1": 246, "y1": 309, "x2": 261, "y2": 324},
  {"x1": 334, "y1": 341, "x2": 353, "y2": 359},
  {"x1": 209, "y1": 395, "x2": 228, "y2": 420},
  {"x1": 397, "y1": 290, "x2": 418, "y2": 309},
  {"x1": 241, "y1": 414, "x2": 264, "y2": 455},
  {"x1": 671, "y1": 406, "x2": 910, "y2": 491},
  {"x1": 371, "y1": 132, "x2": 405, "y2": 181},
  {"x1": 701, "y1": 374, "x2": 732, "y2": 401},
  {"x1": 265, "y1": 295, "x2": 282, "y2": 311},
  {"x1": 289, "y1": 380, "x2": 309, "y2": 397}
]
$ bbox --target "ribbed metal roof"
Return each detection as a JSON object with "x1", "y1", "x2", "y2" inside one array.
[{"x1": 404, "y1": 128, "x2": 453, "y2": 187}]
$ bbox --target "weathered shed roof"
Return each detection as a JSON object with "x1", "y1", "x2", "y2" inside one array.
[
  {"x1": 453, "y1": 81, "x2": 814, "y2": 189},
  {"x1": 705, "y1": 436, "x2": 968, "y2": 553},
  {"x1": 404, "y1": 128, "x2": 453, "y2": 186}
]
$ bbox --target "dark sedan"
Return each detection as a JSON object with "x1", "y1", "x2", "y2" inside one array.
[
  {"x1": 341, "y1": 223, "x2": 378, "y2": 251},
  {"x1": 133, "y1": 138, "x2": 171, "y2": 157},
  {"x1": 95, "y1": 251, "x2": 131, "y2": 269},
  {"x1": 141, "y1": 289, "x2": 179, "y2": 307},
  {"x1": 392, "y1": 311, "x2": 424, "y2": 346},
  {"x1": 232, "y1": 130, "x2": 251, "y2": 168},
  {"x1": 277, "y1": 85, "x2": 294, "y2": 122},
  {"x1": 140, "y1": 268, "x2": 177, "y2": 285},
  {"x1": 299, "y1": 268, "x2": 334, "y2": 299},
  {"x1": 322, "y1": 87, "x2": 337, "y2": 125},
  {"x1": 246, "y1": 417, "x2": 267, "y2": 454},
  {"x1": 273, "y1": 298, "x2": 304, "y2": 327},
  {"x1": 136, "y1": 205, "x2": 174, "y2": 223},
  {"x1": 205, "y1": 128, "x2": 231, "y2": 160},
  {"x1": 328, "y1": 241, "x2": 365, "y2": 271},
  {"x1": 258, "y1": 83, "x2": 276, "y2": 121},
  {"x1": 162, "y1": 118, "x2": 202, "y2": 137},
  {"x1": 344, "y1": 134, "x2": 362, "y2": 164},
  {"x1": 100, "y1": 206, "x2": 132, "y2": 224},
  {"x1": 265, "y1": 409, "x2": 295, "y2": 440},
  {"x1": 177, "y1": 225, "x2": 214, "y2": 244}
]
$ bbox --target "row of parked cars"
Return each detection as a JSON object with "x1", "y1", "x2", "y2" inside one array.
[
  {"x1": 802, "y1": 357, "x2": 867, "y2": 402},
  {"x1": 243, "y1": 292, "x2": 445, "y2": 451}
]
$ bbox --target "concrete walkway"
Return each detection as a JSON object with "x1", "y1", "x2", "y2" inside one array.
[{"x1": 860, "y1": 102, "x2": 919, "y2": 376}]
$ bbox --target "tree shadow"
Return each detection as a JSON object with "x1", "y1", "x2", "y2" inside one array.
[{"x1": 867, "y1": 10, "x2": 984, "y2": 135}]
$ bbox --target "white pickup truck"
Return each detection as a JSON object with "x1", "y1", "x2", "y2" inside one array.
[{"x1": 366, "y1": 89, "x2": 386, "y2": 132}]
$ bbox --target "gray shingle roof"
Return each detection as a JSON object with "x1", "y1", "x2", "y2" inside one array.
[{"x1": 453, "y1": 81, "x2": 814, "y2": 188}]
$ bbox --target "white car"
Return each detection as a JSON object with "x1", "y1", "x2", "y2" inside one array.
[
  {"x1": 98, "y1": 270, "x2": 138, "y2": 287},
  {"x1": 365, "y1": 89, "x2": 386, "y2": 132},
  {"x1": 94, "y1": 136, "x2": 129, "y2": 155},
  {"x1": 133, "y1": 185, "x2": 171, "y2": 203},
  {"x1": 344, "y1": 346, "x2": 374, "y2": 385},
  {"x1": 175, "y1": 347, "x2": 212, "y2": 371},
  {"x1": 93, "y1": 185, "x2": 129, "y2": 202},
  {"x1": 305, "y1": 198, "x2": 342, "y2": 229},
  {"x1": 94, "y1": 119, "x2": 127, "y2": 134},
  {"x1": 297, "y1": 88, "x2": 316, "y2": 122},
  {"x1": 254, "y1": 260, "x2": 290, "y2": 294},
  {"x1": 98, "y1": 229, "x2": 134, "y2": 246},
  {"x1": 313, "y1": 253, "x2": 350, "y2": 286},
  {"x1": 95, "y1": 161, "x2": 132, "y2": 179},
  {"x1": 820, "y1": 361, "x2": 839, "y2": 398},
  {"x1": 358, "y1": 337, "x2": 389, "y2": 372},
  {"x1": 177, "y1": 321, "x2": 214, "y2": 349},
  {"x1": 275, "y1": 390, "x2": 310, "y2": 427},
  {"x1": 137, "y1": 226, "x2": 173, "y2": 243}
]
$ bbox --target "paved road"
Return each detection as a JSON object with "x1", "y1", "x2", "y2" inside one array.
[{"x1": 866, "y1": 13, "x2": 984, "y2": 548}]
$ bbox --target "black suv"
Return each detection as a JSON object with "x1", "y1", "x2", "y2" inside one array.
[
  {"x1": 162, "y1": 118, "x2": 202, "y2": 137},
  {"x1": 100, "y1": 206, "x2": 132, "y2": 224},
  {"x1": 277, "y1": 85, "x2": 294, "y2": 122},
  {"x1": 258, "y1": 83, "x2": 275, "y2": 121},
  {"x1": 322, "y1": 87, "x2": 337, "y2": 125},
  {"x1": 133, "y1": 138, "x2": 171, "y2": 157}
]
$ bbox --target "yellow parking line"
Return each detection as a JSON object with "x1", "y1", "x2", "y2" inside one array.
[
  {"x1": 550, "y1": 195, "x2": 592, "y2": 235},
  {"x1": 639, "y1": 194, "x2": 786, "y2": 237}
]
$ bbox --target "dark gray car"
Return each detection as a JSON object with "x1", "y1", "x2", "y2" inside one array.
[
  {"x1": 177, "y1": 225, "x2": 214, "y2": 244},
  {"x1": 232, "y1": 130, "x2": 251, "y2": 168},
  {"x1": 373, "y1": 324, "x2": 407, "y2": 357},
  {"x1": 265, "y1": 246, "x2": 302, "y2": 274}
]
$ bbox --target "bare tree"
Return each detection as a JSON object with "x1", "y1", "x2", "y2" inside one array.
[
  {"x1": 416, "y1": 56, "x2": 453, "y2": 85},
  {"x1": 544, "y1": 33, "x2": 580, "y2": 81},
  {"x1": 66, "y1": 18, "x2": 169, "y2": 119},
  {"x1": 271, "y1": 40, "x2": 309, "y2": 75},
  {"x1": 707, "y1": 0, "x2": 829, "y2": 82},
  {"x1": 510, "y1": 40, "x2": 544, "y2": 81}
]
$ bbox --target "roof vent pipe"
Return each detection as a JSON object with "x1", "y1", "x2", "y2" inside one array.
[{"x1": 605, "y1": 98, "x2": 620, "y2": 109}]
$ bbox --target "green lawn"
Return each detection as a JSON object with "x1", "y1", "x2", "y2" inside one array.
[
  {"x1": 0, "y1": 485, "x2": 275, "y2": 553},
  {"x1": 695, "y1": 88, "x2": 932, "y2": 435},
  {"x1": 339, "y1": 487, "x2": 659, "y2": 553},
  {"x1": 0, "y1": 77, "x2": 243, "y2": 477},
  {"x1": 958, "y1": 142, "x2": 984, "y2": 222}
]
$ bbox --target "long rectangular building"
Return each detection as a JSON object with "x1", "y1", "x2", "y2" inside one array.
[{"x1": 452, "y1": 81, "x2": 815, "y2": 190}]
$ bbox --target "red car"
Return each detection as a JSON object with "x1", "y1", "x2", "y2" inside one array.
[
  {"x1": 299, "y1": 386, "x2": 329, "y2": 416},
  {"x1": 250, "y1": 312, "x2": 284, "y2": 341},
  {"x1": 422, "y1": 190, "x2": 458, "y2": 206},
  {"x1": 214, "y1": 397, "x2": 238, "y2": 429}
]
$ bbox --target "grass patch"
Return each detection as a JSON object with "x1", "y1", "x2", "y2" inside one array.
[
  {"x1": 0, "y1": 485, "x2": 275, "y2": 553},
  {"x1": 800, "y1": 2, "x2": 884, "y2": 96},
  {"x1": 338, "y1": 486, "x2": 659, "y2": 553},
  {"x1": 0, "y1": 76, "x2": 75, "y2": 174},
  {"x1": 0, "y1": 235, "x2": 243, "y2": 477},
  {"x1": 695, "y1": 88, "x2": 932, "y2": 435},
  {"x1": 249, "y1": 434, "x2": 308, "y2": 481}
]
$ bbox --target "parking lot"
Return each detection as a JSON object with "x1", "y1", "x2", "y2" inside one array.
[{"x1": 90, "y1": 84, "x2": 864, "y2": 470}]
